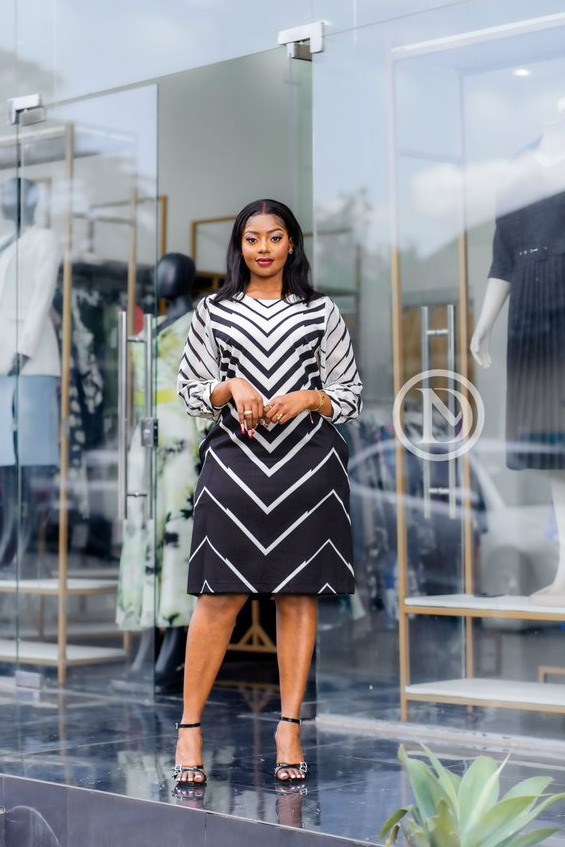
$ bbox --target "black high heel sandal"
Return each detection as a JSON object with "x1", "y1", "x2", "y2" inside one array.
[
  {"x1": 172, "y1": 722, "x2": 207, "y2": 784},
  {"x1": 274, "y1": 716, "x2": 309, "y2": 782}
]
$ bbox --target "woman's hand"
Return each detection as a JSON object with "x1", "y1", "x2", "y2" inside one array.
[
  {"x1": 264, "y1": 390, "x2": 319, "y2": 425},
  {"x1": 228, "y1": 378, "x2": 264, "y2": 434}
]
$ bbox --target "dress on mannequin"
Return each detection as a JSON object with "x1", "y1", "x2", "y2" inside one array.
[
  {"x1": 0, "y1": 178, "x2": 61, "y2": 569},
  {"x1": 471, "y1": 118, "x2": 565, "y2": 602},
  {"x1": 488, "y1": 144, "x2": 565, "y2": 470},
  {"x1": 116, "y1": 254, "x2": 203, "y2": 682}
]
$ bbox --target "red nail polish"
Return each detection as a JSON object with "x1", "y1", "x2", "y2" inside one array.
[
  {"x1": 240, "y1": 426, "x2": 245, "y2": 435},
  {"x1": 249, "y1": 430, "x2": 254, "y2": 439}
]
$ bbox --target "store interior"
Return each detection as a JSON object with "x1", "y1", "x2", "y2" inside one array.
[{"x1": 0, "y1": 47, "x2": 312, "y2": 699}]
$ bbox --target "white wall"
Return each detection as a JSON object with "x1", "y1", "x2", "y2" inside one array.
[{"x1": 158, "y1": 49, "x2": 312, "y2": 268}]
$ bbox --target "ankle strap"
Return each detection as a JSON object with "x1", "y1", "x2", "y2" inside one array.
[
  {"x1": 175, "y1": 722, "x2": 201, "y2": 729},
  {"x1": 280, "y1": 716, "x2": 302, "y2": 725}
]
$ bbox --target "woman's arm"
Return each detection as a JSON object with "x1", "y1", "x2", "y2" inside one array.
[
  {"x1": 319, "y1": 299, "x2": 363, "y2": 424},
  {"x1": 177, "y1": 298, "x2": 223, "y2": 421}
]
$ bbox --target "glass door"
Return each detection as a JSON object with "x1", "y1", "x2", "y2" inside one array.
[
  {"x1": 313, "y1": 7, "x2": 565, "y2": 740},
  {"x1": 0, "y1": 115, "x2": 20, "y2": 677},
  {"x1": 2, "y1": 85, "x2": 159, "y2": 697}
]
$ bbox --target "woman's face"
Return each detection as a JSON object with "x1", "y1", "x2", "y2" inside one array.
[{"x1": 241, "y1": 213, "x2": 293, "y2": 281}]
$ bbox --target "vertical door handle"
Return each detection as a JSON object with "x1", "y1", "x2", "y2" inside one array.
[
  {"x1": 118, "y1": 311, "x2": 156, "y2": 522},
  {"x1": 446, "y1": 304, "x2": 456, "y2": 520},
  {"x1": 117, "y1": 311, "x2": 128, "y2": 520},
  {"x1": 421, "y1": 306, "x2": 431, "y2": 519},
  {"x1": 142, "y1": 313, "x2": 155, "y2": 521},
  {"x1": 420, "y1": 304, "x2": 457, "y2": 520}
]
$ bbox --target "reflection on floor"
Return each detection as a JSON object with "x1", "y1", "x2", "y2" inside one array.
[{"x1": 1, "y1": 678, "x2": 565, "y2": 846}]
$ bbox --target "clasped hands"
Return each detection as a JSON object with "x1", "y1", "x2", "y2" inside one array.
[{"x1": 229, "y1": 377, "x2": 318, "y2": 436}]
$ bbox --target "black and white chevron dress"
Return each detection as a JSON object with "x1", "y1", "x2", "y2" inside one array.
[{"x1": 177, "y1": 293, "x2": 362, "y2": 595}]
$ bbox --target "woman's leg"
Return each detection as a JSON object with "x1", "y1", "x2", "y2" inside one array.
[
  {"x1": 274, "y1": 595, "x2": 318, "y2": 780},
  {"x1": 175, "y1": 593, "x2": 248, "y2": 782}
]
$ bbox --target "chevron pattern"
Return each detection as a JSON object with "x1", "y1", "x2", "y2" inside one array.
[{"x1": 178, "y1": 294, "x2": 362, "y2": 595}]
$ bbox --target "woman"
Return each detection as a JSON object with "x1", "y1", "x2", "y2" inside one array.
[{"x1": 175, "y1": 199, "x2": 362, "y2": 785}]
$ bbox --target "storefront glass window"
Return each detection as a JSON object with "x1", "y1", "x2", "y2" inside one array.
[{"x1": 315, "y1": 2, "x2": 565, "y2": 740}]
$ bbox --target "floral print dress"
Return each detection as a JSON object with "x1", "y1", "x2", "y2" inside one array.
[{"x1": 117, "y1": 310, "x2": 203, "y2": 629}]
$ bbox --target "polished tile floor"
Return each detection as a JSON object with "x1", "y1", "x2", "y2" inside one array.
[{"x1": 1, "y1": 678, "x2": 565, "y2": 845}]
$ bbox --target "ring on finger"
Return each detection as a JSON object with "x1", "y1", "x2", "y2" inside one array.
[
  {"x1": 243, "y1": 410, "x2": 253, "y2": 416},
  {"x1": 276, "y1": 412, "x2": 283, "y2": 421}
]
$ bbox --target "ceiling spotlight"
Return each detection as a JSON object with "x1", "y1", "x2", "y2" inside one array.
[{"x1": 513, "y1": 68, "x2": 531, "y2": 77}]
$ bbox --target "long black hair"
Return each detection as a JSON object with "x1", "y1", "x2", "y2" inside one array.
[{"x1": 215, "y1": 199, "x2": 321, "y2": 304}]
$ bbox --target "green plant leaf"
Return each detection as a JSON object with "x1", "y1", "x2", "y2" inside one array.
[
  {"x1": 470, "y1": 792, "x2": 565, "y2": 847},
  {"x1": 404, "y1": 820, "x2": 433, "y2": 847},
  {"x1": 411, "y1": 807, "x2": 425, "y2": 829},
  {"x1": 420, "y1": 745, "x2": 460, "y2": 811},
  {"x1": 499, "y1": 828, "x2": 560, "y2": 847},
  {"x1": 391, "y1": 822, "x2": 402, "y2": 846},
  {"x1": 379, "y1": 807, "x2": 410, "y2": 839},
  {"x1": 385, "y1": 822, "x2": 401, "y2": 847},
  {"x1": 399, "y1": 745, "x2": 447, "y2": 821},
  {"x1": 465, "y1": 795, "x2": 539, "y2": 847},
  {"x1": 427, "y1": 798, "x2": 461, "y2": 847},
  {"x1": 502, "y1": 777, "x2": 552, "y2": 801},
  {"x1": 458, "y1": 754, "x2": 507, "y2": 835}
]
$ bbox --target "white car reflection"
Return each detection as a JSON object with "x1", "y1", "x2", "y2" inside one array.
[{"x1": 346, "y1": 438, "x2": 558, "y2": 602}]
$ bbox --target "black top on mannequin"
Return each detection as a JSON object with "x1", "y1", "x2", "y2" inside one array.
[
  {"x1": 1, "y1": 179, "x2": 40, "y2": 376},
  {"x1": 157, "y1": 253, "x2": 196, "y2": 333}
]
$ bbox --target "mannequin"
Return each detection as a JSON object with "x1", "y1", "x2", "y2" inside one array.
[
  {"x1": 0, "y1": 178, "x2": 60, "y2": 570},
  {"x1": 471, "y1": 108, "x2": 565, "y2": 604},
  {"x1": 116, "y1": 253, "x2": 201, "y2": 691}
]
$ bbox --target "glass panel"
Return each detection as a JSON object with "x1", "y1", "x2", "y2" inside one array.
[
  {"x1": 0, "y1": 0, "x2": 16, "y2": 114},
  {"x1": 10, "y1": 86, "x2": 158, "y2": 697},
  {"x1": 0, "y1": 123, "x2": 20, "y2": 672},
  {"x1": 13, "y1": 0, "x2": 310, "y2": 104},
  {"x1": 315, "y1": 5, "x2": 565, "y2": 740}
]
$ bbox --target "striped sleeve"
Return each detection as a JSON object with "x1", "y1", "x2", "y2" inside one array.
[
  {"x1": 177, "y1": 297, "x2": 222, "y2": 421},
  {"x1": 320, "y1": 299, "x2": 363, "y2": 425}
]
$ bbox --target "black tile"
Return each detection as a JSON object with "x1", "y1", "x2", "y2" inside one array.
[
  {"x1": 3, "y1": 687, "x2": 565, "y2": 845},
  {"x1": 0, "y1": 777, "x2": 4, "y2": 847}
]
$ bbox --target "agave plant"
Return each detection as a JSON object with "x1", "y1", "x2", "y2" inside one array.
[{"x1": 379, "y1": 744, "x2": 565, "y2": 847}]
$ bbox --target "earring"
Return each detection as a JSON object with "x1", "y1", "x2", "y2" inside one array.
[{"x1": 289, "y1": 249, "x2": 293, "y2": 254}]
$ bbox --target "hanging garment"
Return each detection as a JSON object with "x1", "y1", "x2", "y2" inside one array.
[
  {"x1": 0, "y1": 375, "x2": 59, "y2": 467},
  {"x1": 490, "y1": 144, "x2": 565, "y2": 469},
  {"x1": 51, "y1": 289, "x2": 104, "y2": 516},
  {"x1": 117, "y1": 311, "x2": 201, "y2": 629},
  {"x1": 178, "y1": 294, "x2": 363, "y2": 596},
  {"x1": 0, "y1": 225, "x2": 61, "y2": 376}
]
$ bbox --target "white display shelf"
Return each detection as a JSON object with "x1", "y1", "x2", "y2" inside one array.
[
  {"x1": 68, "y1": 568, "x2": 119, "y2": 580},
  {"x1": 13, "y1": 621, "x2": 121, "y2": 640},
  {"x1": 0, "y1": 639, "x2": 125, "y2": 666},
  {"x1": 406, "y1": 678, "x2": 565, "y2": 713},
  {"x1": 404, "y1": 593, "x2": 565, "y2": 620},
  {"x1": 0, "y1": 578, "x2": 118, "y2": 596}
]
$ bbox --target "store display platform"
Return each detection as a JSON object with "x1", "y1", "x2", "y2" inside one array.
[{"x1": 1, "y1": 680, "x2": 565, "y2": 846}]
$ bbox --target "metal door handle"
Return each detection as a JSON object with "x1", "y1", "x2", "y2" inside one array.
[
  {"x1": 420, "y1": 304, "x2": 457, "y2": 520},
  {"x1": 118, "y1": 311, "x2": 128, "y2": 520},
  {"x1": 117, "y1": 311, "x2": 156, "y2": 522},
  {"x1": 142, "y1": 313, "x2": 155, "y2": 521}
]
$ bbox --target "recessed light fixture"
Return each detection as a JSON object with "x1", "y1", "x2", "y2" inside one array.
[{"x1": 513, "y1": 68, "x2": 532, "y2": 77}]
